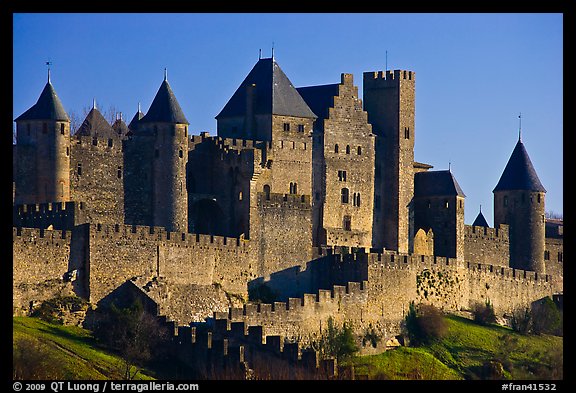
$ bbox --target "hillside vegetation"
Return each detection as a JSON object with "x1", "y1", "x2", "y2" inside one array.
[
  {"x1": 347, "y1": 315, "x2": 563, "y2": 380},
  {"x1": 13, "y1": 317, "x2": 155, "y2": 380}
]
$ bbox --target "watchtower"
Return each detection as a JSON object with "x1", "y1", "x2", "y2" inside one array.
[
  {"x1": 363, "y1": 70, "x2": 415, "y2": 253},
  {"x1": 14, "y1": 72, "x2": 71, "y2": 204}
]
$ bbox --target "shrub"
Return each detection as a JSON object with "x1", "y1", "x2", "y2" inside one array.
[
  {"x1": 404, "y1": 302, "x2": 447, "y2": 346},
  {"x1": 312, "y1": 317, "x2": 359, "y2": 362},
  {"x1": 472, "y1": 300, "x2": 496, "y2": 326},
  {"x1": 510, "y1": 307, "x2": 532, "y2": 334},
  {"x1": 531, "y1": 297, "x2": 562, "y2": 336}
]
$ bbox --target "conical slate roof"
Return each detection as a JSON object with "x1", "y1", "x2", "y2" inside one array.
[
  {"x1": 493, "y1": 140, "x2": 546, "y2": 192},
  {"x1": 140, "y1": 79, "x2": 189, "y2": 124},
  {"x1": 216, "y1": 57, "x2": 316, "y2": 119},
  {"x1": 15, "y1": 81, "x2": 69, "y2": 122},
  {"x1": 128, "y1": 108, "x2": 145, "y2": 130},
  {"x1": 415, "y1": 170, "x2": 466, "y2": 198},
  {"x1": 472, "y1": 210, "x2": 490, "y2": 227},
  {"x1": 76, "y1": 107, "x2": 118, "y2": 139}
]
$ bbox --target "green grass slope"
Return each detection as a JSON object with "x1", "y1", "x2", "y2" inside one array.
[
  {"x1": 13, "y1": 317, "x2": 155, "y2": 380},
  {"x1": 347, "y1": 315, "x2": 562, "y2": 380}
]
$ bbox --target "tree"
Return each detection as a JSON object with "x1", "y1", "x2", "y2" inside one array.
[
  {"x1": 312, "y1": 317, "x2": 358, "y2": 362},
  {"x1": 472, "y1": 300, "x2": 497, "y2": 326},
  {"x1": 92, "y1": 299, "x2": 169, "y2": 379}
]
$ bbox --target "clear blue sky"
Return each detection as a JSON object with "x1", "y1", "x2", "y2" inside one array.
[{"x1": 13, "y1": 13, "x2": 563, "y2": 226}]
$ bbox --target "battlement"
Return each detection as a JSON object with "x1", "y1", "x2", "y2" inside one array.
[
  {"x1": 465, "y1": 224, "x2": 509, "y2": 240},
  {"x1": 189, "y1": 133, "x2": 266, "y2": 152},
  {"x1": 89, "y1": 223, "x2": 249, "y2": 251},
  {"x1": 256, "y1": 192, "x2": 311, "y2": 209},
  {"x1": 367, "y1": 251, "x2": 462, "y2": 271},
  {"x1": 464, "y1": 260, "x2": 552, "y2": 284},
  {"x1": 13, "y1": 226, "x2": 71, "y2": 244},
  {"x1": 73, "y1": 134, "x2": 123, "y2": 151},
  {"x1": 13, "y1": 201, "x2": 87, "y2": 230},
  {"x1": 363, "y1": 69, "x2": 416, "y2": 83}
]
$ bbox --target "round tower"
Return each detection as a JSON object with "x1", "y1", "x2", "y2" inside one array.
[
  {"x1": 138, "y1": 71, "x2": 189, "y2": 232},
  {"x1": 14, "y1": 71, "x2": 71, "y2": 204},
  {"x1": 493, "y1": 137, "x2": 546, "y2": 273}
]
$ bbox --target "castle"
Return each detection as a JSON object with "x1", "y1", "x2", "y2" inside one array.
[{"x1": 13, "y1": 57, "x2": 563, "y2": 372}]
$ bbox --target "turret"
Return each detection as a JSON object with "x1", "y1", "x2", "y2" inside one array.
[
  {"x1": 137, "y1": 71, "x2": 189, "y2": 232},
  {"x1": 493, "y1": 138, "x2": 546, "y2": 273},
  {"x1": 14, "y1": 72, "x2": 71, "y2": 204}
]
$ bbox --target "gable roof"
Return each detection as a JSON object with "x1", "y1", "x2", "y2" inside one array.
[
  {"x1": 140, "y1": 79, "x2": 189, "y2": 124},
  {"x1": 15, "y1": 81, "x2": 69, "y2": 122},
  {"x1": 216, "y1": 57, "x2": 316, "y2": 119},
  {"x1": 76, "y1": 107, "x2": 118, "y2": 139},
  {"x1": 493, "y1": 140, "x2": 546, "y2": 193},
  {"x1": 415, "y1": 170, "x2": 466, "y2": 198},
  {"x1": 296, "y1": 83, "x2": 340, "y2": 120}
]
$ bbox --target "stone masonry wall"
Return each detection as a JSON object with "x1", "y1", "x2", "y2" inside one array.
[{"x1": 464, "y1": 224, "x2": 510, "y2": 268}]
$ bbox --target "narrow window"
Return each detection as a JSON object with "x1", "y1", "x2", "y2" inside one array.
[
  {"x1": 283, "y1": 123, "x2": 290, "y2": 131},
  {"x1": 335, "y1": 144, "x2": 339, "y2": 153},
  {"x1": 459, "y1": 200, "x2": 463, "y2": 209},
  {"x1": 108, "y1": 139, "x2": 113, "y2": 147},
  {"x1": 239, "y1": 191, "x2": 243, "y2": 201},
  {"x1": 343, "y1": 215, "x2": 352, "y2": 231},
  {"x1": 404, "y1": 127, "x2": 410, "y2": 139},
  {"x1": 338, "y1": 170, "x2": 347, "y2": 182},
  {"x1": 357, "y1": 146, "x2": 362, "y2": 155},
  {"x1": 445, "y1": 200, "x2": 449, "y2": 208},
  {"x1": 117, "y1": 166, "x2": 122, "y2": 179},
  {"x1": 341, "y1": 188, "x2": 349, "y2": 204},
  {"x1": 92, "y1": 137, "x2": 98, "y2": 146},
  {"x1": 558, "y1": 252, "x2": 563, "y2": 262},
  {"x1": 60, "y1": 123, "x2": 65, "y2": 135},
  {"x1": 346, "y1": 145, "x2": 350, "y2": 154},
  {"x1": 289, "y1": 182, "x2": 298, "y2": 194},
  {"x1": 544, "y1": 250, "x2": 550, "y2": 260},
  {"x1": 264, "y1": 184, "x2": 271, "y2": 200},
  {"x1": 298, "y1": 124, "x2": 305, "y2": 132},
  {"x1": 60, "y1": 182, "x2": 64, "y2": 197},
  {"x1": 537, "y1": 194, "x2": 541, "y2": 203},
  {"x1": 356, "y1": 193, "x2": 361, "y2": 207},
  {"x1": 292, "y1": 141, "x2": 295, "y2": 149},
  {"x1": 179, "y1": 150, "x2": 183, "y2": 158},
  {"x1": 77, "y1": 163, "x2": 82, "y2": 176},
  {"x1": 66, "y1": 147, "x2": 69, "y2": 156}
]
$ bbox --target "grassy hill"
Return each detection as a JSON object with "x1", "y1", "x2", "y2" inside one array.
[
  {"x1": 13, "y1": 317, "x2": 155, "y2": 380},
  {"x1": 346, "y1": 315, "x2": 563, "y2": 380}
]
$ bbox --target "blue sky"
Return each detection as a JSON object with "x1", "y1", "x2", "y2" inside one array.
[{"x1": 12, "y1": 13, "x2": 563, "y2": 225}]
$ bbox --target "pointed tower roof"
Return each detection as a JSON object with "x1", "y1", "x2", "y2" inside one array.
[
  {"x1": 216, "y1": 57, "x2": 316, "y2": 119},
  {"x1": 112, "y1": 116, "x2": 130, "y2": 139},
  {"x1": 472, "y1": 209, "x2": 490, "y2": 227},
  {"x1": 76, "y1": 107, "x2": 117, "y2": 139},
  {"x1": 415, "y1": 170, "x2": 466, "y2": 198},
  {"x1": 15, "y1": 81, "x2": 69, "y2": 122},
  {"x1": 139, "y1": 79, "x2": 189, "y2": 124},
  {"x1": 493, "y1": 140, "x2": 546, "y2": 192},
  {"x1": 128, "y1": 104, "x2": 145, "y2": 131}
]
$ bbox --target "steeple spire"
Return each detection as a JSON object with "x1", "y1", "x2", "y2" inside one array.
[
  {"x1": 518, "y1": 112, "x2": 522, "y2": 142},
  {"x1": 164, "y1": 68, "x2": 168, "y2": 82},
  {"x1": 92, "y1": 98, "x2": 97, "y2": 110}
]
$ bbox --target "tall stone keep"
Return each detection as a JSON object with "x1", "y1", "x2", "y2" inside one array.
[
  {"x1": 493, "y1": 137, "x2": 546, "y2": 273},
  {"x1": 363, "y1": 70, "x2": 415, "y2": 253},
  {"x1": 138, "y1": 73, "x2": 189, "y2": 232},
  {"x1": 14, "y1": 74, "x2": 71, "y2": 204}
]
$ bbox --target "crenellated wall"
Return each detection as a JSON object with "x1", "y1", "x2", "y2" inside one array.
[{"x1": 464, "y1": 224, "x2": 510, "y2": 267}]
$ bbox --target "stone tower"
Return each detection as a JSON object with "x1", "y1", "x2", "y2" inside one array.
[
  {"x1": 363, "y1": 70, "x2": 415, "y2": 253},
  {"x1": 493, "y1": 137, "x2": 546, "y2": 273},
  {"x1": 14, "y1": 73, "x2": 71, "y2": 204},
  {"x1": 137, "y1": 73, "x2": 189, "y2": 232},
  {"x1": 413, "y1": 170, "x2": 466, "y2": 260}
]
